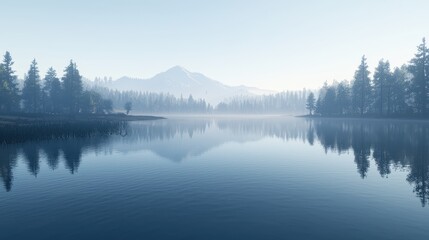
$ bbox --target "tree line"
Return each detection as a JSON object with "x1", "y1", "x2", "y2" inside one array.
[
  {"x1": 0, "y1": 52, "x2": 112, "y2": 114},
  {"x1": 91, "y1": 85, "x2": 212, "y2": 113},
  {"x1": 93, "y1": 85, "x2": 307, "y2": 114},
  {"x1": 307, "y1": 38, "x2": 429, "y2": 117},
  {"x1": 216, "y1": 90, "x2": 307, "y2": 114}
]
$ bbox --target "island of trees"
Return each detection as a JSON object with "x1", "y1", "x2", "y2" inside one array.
[{"x1": 307, "y1": 38, "x2": 429, "y2": 118}]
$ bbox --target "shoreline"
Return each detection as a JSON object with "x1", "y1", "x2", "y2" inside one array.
[
  {"x1": 0, "y1": 113, "x2": 165, "y2": 144},
  {"x1": 0, "y1": 113, "x2": 165, "y2": 126},
  {"x1": 297, "y1": 114, "x2": 429, "y2": 122}
]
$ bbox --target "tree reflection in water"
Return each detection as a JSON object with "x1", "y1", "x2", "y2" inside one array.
[{"x1": 1, "y1": 117, "x2": 428, "y2": 206}]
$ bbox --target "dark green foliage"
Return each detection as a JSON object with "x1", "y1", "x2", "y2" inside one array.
[
  {"x1": 408, "y1": 38, "x2": 429, "y2": 115},
  {"x1": 0, "y1": 52, "x2": 114, "y2": 115},
  {"x1": 22, "y1": 59, "x2": 42, "y2": 112},
  {"x1": 373, "y1": 60, "x2": 392, "y2": 115},
  {"x1": 390, "y1": 66, "x2": 408, "y2": 114},
  {"x1": 316, "y1": 38, "x2": 429, "y2": 118},
  {"x1": 80, "y1": 90, "x2": 113, "y2": 114},
  {"x1": 336, "y1": 81, "x2": 351, "y2": 115},
  {"x1": 2, "y1": 35, "x2": 429, "y2": 118},
  {"x1": 316, "y1": 84, "x2": 340, "y2": 116},
  {"x1": 62, "y1": 61, "x2": 83, "y2": 113},
  {"x1": 50, "y1": 77, "x2": 63, "y2": 113},
  {"x1": 323, "y1": 87, "x2": 337, "y2": 115},
  {"x1": 42, "y1": 67, "x2": 59, "y2": 112},
  {"x1": 352, "y1": 56, "x2": 372, "y2": 115},
  {"x1": 0, "y1": 52, "x2": 20, "y2": 112}
]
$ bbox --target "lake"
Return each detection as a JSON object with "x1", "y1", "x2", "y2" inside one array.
[{"x1": 1, "y1": 116, "x2": 429, "y2": 240}]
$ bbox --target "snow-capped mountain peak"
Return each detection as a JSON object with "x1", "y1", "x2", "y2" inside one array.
[{"x1": 94, "y1": 66, "x2": 276, "y2": 104}]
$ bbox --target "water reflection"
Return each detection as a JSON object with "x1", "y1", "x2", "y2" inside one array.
[
  {"x1": 1, "y1": 117, "x2": 429, "y2": 206},
  {"x1": 312, "y1": 118, "x2": 429, "y2": 206},
  {"x1": 0, "y1": 136, "x2": 113, "y2": 191}
]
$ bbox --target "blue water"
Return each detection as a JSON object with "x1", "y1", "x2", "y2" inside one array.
[{"x1": 1, "y1": 116, "x2": 429, "y2": 239}]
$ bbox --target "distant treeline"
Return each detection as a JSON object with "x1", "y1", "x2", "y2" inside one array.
[
  {"x1": 92, "y1": 85, "x2": 307, "y2": 114},
  {"x1": 92, "y1": 86, "x2": 213, "y2": 113},
  {"x1": 216, "y1": 91, "x2": 307, "y2": 114},
  {"x1": 307, "y1": 38, "x2": 429, "y2": 118},
  {"x1": 0, "y1": 52, "x2": 112, "y2": 114}
]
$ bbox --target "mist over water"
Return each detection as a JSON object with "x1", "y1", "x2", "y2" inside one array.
[
  {"x1": 2, "y1": 1, "x2": 429, "y2": 239},
  {"x1": 1, "y1": 117, "x2": 429, "y2": 239}
]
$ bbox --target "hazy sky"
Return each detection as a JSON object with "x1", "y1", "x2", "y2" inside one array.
[{"x1": 1, "y1": 0, "x2": 428, "y2": 91}]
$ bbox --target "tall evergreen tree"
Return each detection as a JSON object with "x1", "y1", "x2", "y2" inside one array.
[
  {"x1": 22, "y1": 59, "x2": 42, "y2": 113},
  {"x1": 42, "y1": 67, "x2": 59, "y2": 112},
  {"x1": 391, "y1": 66, "x2": 408, "y2": 114},
  {"x1": 408, "y1": 38, "x2": 429, "y2": 115},
  {"x1": 373, "y1": 59, "x2": 392, "y2": 115},
  {"x1": 336, "y1": 81, "x2": 351, "y2": 115},
  {"x1": 352, "y1": 56, "x2": 372, "y2": 116},
  {"x1": 50, "y1": 77, "x2": 63, "y2": 113},
  {"x1": 62, "y1": 61, "x2": 83, "y2": 113},
  {"x1": 323, "y1": 86, "x2": 337, "y2": 115},
  {"x1": 0, "y1": 52, "x2": 20, "y2": 112},
  {"x1": 0, "y1": 64, "x2": 4, "y2": 110},
  {"x1": 306, "y1": 92, "x2": 316, "y2": 115}
]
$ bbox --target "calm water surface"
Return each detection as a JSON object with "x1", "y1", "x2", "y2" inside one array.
[{"x1": 1, "y1": 116, "x2": 429, "y2": 239}]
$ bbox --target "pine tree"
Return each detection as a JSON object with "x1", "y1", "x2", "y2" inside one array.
[
  {"x1": 391, "y1": 66, "x2": 408, "y2": 114},
  {"x1": 22, "y1": 59, "x2": 42, "y2": 113},
  {"x1": 323, "y1": 86, "x2": 337, "y2": 115},
  {"x1": 0, "y1": 64, "x2": 4, "y2": 110},
  {"x1": 62, "y1": 61, "x2": 83, "y2": 113},
  {"x1": 336, "y1": 81, "x2": 351, "y2": 115},
  {"x1": 373, "y1": 59, "x2": 392, "y2": 115},
  {"x1": 352, "y1": 56, "x2": 372, "y2": 116},
  {"x1": 42, "y1": 67, "x2": 59, "y2": 112},
  {"x1": 50, "y1": 77, "x2": 63, "y2": 113},
  {"x1": 408, "y1": 38, "x2": 429, "y2": 115},
  {"x1": 306, "y1": 92, "x2": 316, "y2": 115},
  {"x1": 0, "y1": 52, "x2": 20, "y2": 112}
]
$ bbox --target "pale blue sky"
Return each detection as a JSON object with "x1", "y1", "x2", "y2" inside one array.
[{"x1": 1, "y1": 0, "x2": 428, "y2": 90}]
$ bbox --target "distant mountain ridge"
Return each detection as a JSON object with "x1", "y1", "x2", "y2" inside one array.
[{"x1": 93, "y1": 66, "x2": 276, "y2": 104}]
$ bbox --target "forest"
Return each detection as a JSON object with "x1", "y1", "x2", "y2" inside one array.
[
  {"x1": 307, "y1": 38, "x2": 429, "y2": 118},
  {"x1": 215, "y1": 91, "x2": 307, "y2": 114},
  {"x1": 91, "y1": 85, "x2": 213, "y2": 113},
  {"x1": 0, "y1": 52, "x2": 112, "y2": 114},
  {"x1": 92, "y1": 85, "x2": 307, "y2": 114},
  {"x1": 3, "y1": 38, "x2": 429, "y2": 117}
]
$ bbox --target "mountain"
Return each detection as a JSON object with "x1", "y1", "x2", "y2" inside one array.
[{"x1": 93, "y1": 66, "x2": 276, "y2": 104}]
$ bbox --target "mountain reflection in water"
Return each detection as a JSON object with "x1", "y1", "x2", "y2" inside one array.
[{"x1": 1, "y1": 117, "x2": 428, "y2": 206}]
